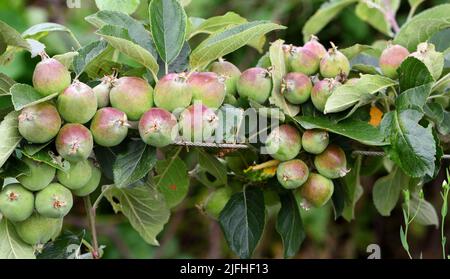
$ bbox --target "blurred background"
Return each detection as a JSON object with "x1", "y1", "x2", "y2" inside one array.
[{"x1": 0, "y1": 0, "x2": 449, "y2": 259}]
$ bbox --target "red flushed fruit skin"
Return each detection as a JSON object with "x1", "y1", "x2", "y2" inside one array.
[
  {"x1": 237, "y1": 67, "x2": 272, "y2": 104},
  {"x1": 265, "y1": 124, "x2": 302, "y2": 161},
  {"x1": 276, "y1": 159, "x2": 310, "y2": 189},
  {"x1": 301, "y1": 129, "x2": 329, "y2": 154},
  {"x1": 57, "y1": 81, "x2": 98, "y2": 124},
  {"x1": 303, "y1": 37, "x2": 327, "y2": 59},
  {"x1": 311, "y1": 78, "x2": 341, "y2": 112},
  {"x1": 154, "y1": 73, "x2": 192, "y2": 112},
  {"x1": 289, "y1": 47, "x2": 320, "y2": 75},
  {"x1": 379, "y1": 44, "x2": 409, "y2": 79},
  {"x1": 187, "y1": 72, "x2": 226, "y2": 108},
  {"x1": 33, "y1": 58, "x2": 71, "y2": 96},
  {"x1": 209, "y1": 60, "x2": 241, "y2": 96},
  {"x1": 110, "y1": 77, "x2": 153, "y2": 121},
  {"x1": 18, "y1": 102, "x2": 61, "y2": 144},
  {"x1": 139, "y1": 108, "x2": 178, "y2": 147},
  {"x1": 56, "y1": 123, "x2": 93, "y2": 162},
  {"x1": 282, "y1": 73, "x2": 312, "y2": 104},
  {"x1": 179, "y1": 103, "x2": 218, "y2": 142},
  {"x1": 299, "y1": 173, "x2": 334, "y2": 208},
  {"x1": 314, "y1": 144, "x2": 348, "y2": 179},
  {"x1": 90, "y1": 107, "x2": 128, "y2": 147}
]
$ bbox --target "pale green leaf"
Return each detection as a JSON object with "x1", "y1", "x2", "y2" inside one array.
[
  {"x1": 95, "y1": 0, "x2": 140, "y2": 15},
  {"x1": 325, "y1": 74, "x2": 396, "y2": 113},
  {"x1": 394, "y1": 4, "x2": 450, "y2": 51},
  {"x1": 10, "y1": 83, "x2": 58, "y2": 111},
  {"x1": 190, "y1": 21, "x2": 284, "y2": 69},
  {"x1": 0, "y1": 218, "x2": 35, "y2": 259},
  {"x1": 268, "y1": 39, "x2": 300, "y2": 117},
  {"x1": 0, "y1": 111, "x2": 21, "y2": 169}
]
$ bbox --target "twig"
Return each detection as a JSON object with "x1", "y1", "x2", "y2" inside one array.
[{"x1": 83, "y1": 196, "x2": 100, "y2": 259}]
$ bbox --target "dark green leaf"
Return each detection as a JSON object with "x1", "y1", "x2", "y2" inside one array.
[
  {"x1": 373, "y1": 167, "x2": 409, "y2": 216},
  {"x1": 219, "y1": 187, "x2": 265, "y2": 259},
  {"x1": 37, "y1": 230, "x2": 85, "y2": 259},
  {"x1": 276, "y1": 191, "x2": 305, "y2": 258},
  {"x1": 409, "y1": 194, "x2": 439, "y2": 227},
  {"x1": 113, "y1": 141, "x2": 157, "y2": 188},
  {"x1": 149, "y1": 0, "x2": 187, "y2": 64},
  {"x1": 105, "y1": 181, "x2": 170, "y2": 245},
  {"x1": 294, "y1": 115, "x2": 387, "y2": 146},
  {"x1": 398, "y1": 57, "x2": 434, "y2": 92},
  {"x1": 86, "y1": 10, "x2": 156, "y2": 57},
  {"x1": 395, "y1": 83, "x2": 433, "y2": 111},
  {"x1": 341, "y1": 155, "x2": 363, "y2": 221},
  {"x1": 0, "y1": 156, "x2": 30, "y2": 178},
  {"x1": 382, "y1": 110, "x2": 436, "y2": 177},
  {"x1": 153, "y1": 150, "x2": 189, "y2": 208},
  {"x1": 198, "y1": 149, "x2": 227, "y2": 186},
  {"x1": 73, "y1": 40, "x2": 117, "y2": 78}
]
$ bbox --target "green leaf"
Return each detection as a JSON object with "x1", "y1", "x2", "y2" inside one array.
[
  {"x1": 268, "y1": 39, "x2": 300, "y2": 117},
  {"x1": 96, "y1": 25, "x2": 159, "y2": 79},
  {"x1": 276, "y1": 191, "x2": 305, "y2": 258},
  {"x1": 341, "y1": 155, "x2": 363, "y2": 221},
  {"x1": 324, "y1": 74, "x2": 395, "y2": 113},
  {"x1": 409, "y1": 194, "x2": 439, "y2": 227},
  {"x1": 432, "y1": 72, "x2": 450, "y2": 94},
  {"x1": 302, "y1": 0, "x2": 358, "y2": 42},
  {"x1": 394, "y1": 4, "x2": 450, "y2": 51},
  {"x1": 73, "y1": 40, "x2": 117, "y2": 78},
  {"x1": 22, "y1": 22, "x2": 76, "y2": 44},
  {"x1": 219, "y1": 187, "x2": 265, "y2": 259},
  {"x1": 23, "y1": 142, "x2": 52, "y2": 156},
  {"x1": 188, "y1": 12, "x2": 246, "y2": 38},
  {"x1": 0, "y1": 20, "x2": 29, "y2": 50},
  {"x1": 0, "y1": 156, "x2": 30, "y2": 179},
  {"x1": 53, "y1": 52, "x2": 78, "y2": 69},
  {"x1": 400, "y1": 226, "x2": 409, "y2": 251},
  {"x1": 437, "y1": 111, "x2": 450, "y2": 135},
  {"x1": 0, "y1": 218, "x2": 35, "y2": 259},
  {"x1": 0, "y1": 73, "x2": 16, "y2": 96},
  {"x1": 85, "y1": 10, "x2": 157, "y2": 58},
  {"x1": 113, "y1": 141, "x2": 157, "y2": 188},
  {"x1": 190, "y1": 21, "x2": 285, "y2": 69},
  {"x1": 294, "y1": 115, "x2": 387, "y2": 146},
  {"x1": 340, "y1": 44, "x2": 380, "y2": 60},
  {"x1": 105, "y1": 182, "x2": 170, "y2": 246},
  {"x1": 398, "y1": 57, "x2": 434, "y2": 92},
  {"x1": 198, "y1": 149, "x2": 227, "y2": 186},
  {"x1": 95, "y1": 0, "x2": 140, "y2": 15},
  {"x1": 395, "y1": 83, "x2": 433, "y2": 111},
  {"x1": 382, "y1": 110, "x2": 436, "y2": 178},
  {"x1": 0, "y1": 111, "x2": 21, "y2": 169},
  {"x1": 37, "y1": 230, "x2": 85, "y2": 259},
  {"x1": 149, "y1": 0, "x2": 187, "y2": 64},
  {"x1": 9, "y1": 83, "x2": 58, "y2": 111},
  {"x1": 373, "y1": 167, "x2": 409, "y2": 216},
  {"x1": 424, "y1": 103, "x2": 444, "y2": 124},
  {"x1": 429, "y1": 29, "x2": 450, "y2": 52},
  {"x1": 153, "y1": 151, "x2": 189, "y2": 208},
  {"x1": 26, "y1": 39, "x2": 46, "y2": 58},
  {"x1": 355, "y1": 1, "x2": 392, "y2": 36},
  {"x1": 21, "y1": 147, "x2": 69, "y2": 172}
]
